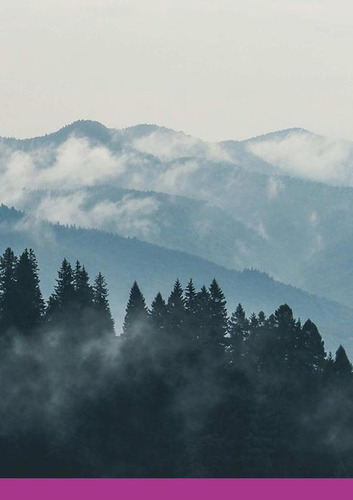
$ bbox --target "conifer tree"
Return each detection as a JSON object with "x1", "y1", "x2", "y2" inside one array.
[
  {"x1": 93, "y1": 272, "x2": 115, "y2": 334},
  {"x1": 123, "y1": 281, "x2": 149, "y2": 337},
  {"x1": 334, "y1": 345, "x2": 352, "y2": 378},
  {"x1": 150, "y1": 292, "x2": 167, "y2": 332},
  {"x1": 54, "y1": 259, "x2": 75, "y2": 308},
  {"x1": 74, "y1": 261, "x2": 94, "y2": 309},
  {"x1": 257, "y1": 311, "x2": 266, "y2": 327},
  {"x1": 249, "y1": 313, "x2": 259, "y2": 331},
  {"x1": 185, "y1": 279, "x2": 197, "y2": 314},
  {"x1": 0, "y1": 247, "x2": 17, "y2": 333},
  {"x1": 13, "y1": 249, "x2": 44, "y2": 333},
  {"x1": 184, "y1": 279, "x2": 199, "y2": 342},
  {"x1": 273, "y1": 304, "x2": 299, "y2": 370},
  {"x1": 46, "y1": 258, "x2": 75, "y2": 319},
  {"x1": 228, "y1": 303, "x2": 249, "y2": 360},
  {"x1": 208, "y1": 278, "x2": 228, "y2": 355},
  {"x1": 299, "y1": 319, "x2": 326, "y2": 372},
  {"x1": 195, "y1": 285, "x2": 211, "y2": 341},
  {"x1": 166, "y1": 279, "x2": 186, "y2": 334}
]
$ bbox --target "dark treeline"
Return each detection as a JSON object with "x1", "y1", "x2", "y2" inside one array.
[{"x1": 0, "y1": 247, "x2": 352, "y2": 477}]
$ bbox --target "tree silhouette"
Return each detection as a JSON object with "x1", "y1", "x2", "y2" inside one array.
[
  {"x1": 123, "y1": 281, "x2": 149, "y2": 337},
  {"x1": 13, "y1": 249, "x2": 44, "y2": 334}
]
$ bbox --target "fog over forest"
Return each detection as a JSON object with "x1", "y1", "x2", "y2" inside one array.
[{"x1": 0, "y1": 247, "x2": 352, "y2": 477}]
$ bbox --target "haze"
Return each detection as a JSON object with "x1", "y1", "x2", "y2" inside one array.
[{"x1": 1, "y1": 0, "x2": 353, "y2": 141}]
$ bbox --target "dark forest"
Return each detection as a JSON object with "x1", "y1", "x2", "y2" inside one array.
[{"x1": 0, "y1": 247, "x2": 352, "y2": 478}]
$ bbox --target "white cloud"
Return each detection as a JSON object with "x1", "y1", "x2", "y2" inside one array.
[
  {"x1": 0, "y1": 137, "x2": 127, "y2": 210},
  {"x1": 132, "y1": 129, "x2": 231, "y2": 162},
  {"x1": 33, "y1": 192, "x2": 161, "y2": 240},
  {"x1": 248, "y1": 132, "x2": 353, "y2": 186},
  {"x1": 38, "y1": 137, "x2": 125, "y2": 189},
  {"x1": 12, "y1": 215, "x2": 57, "y2": 247},
  {"x1": 158, "y1": 159, "x2": 201, "y2": 192}
]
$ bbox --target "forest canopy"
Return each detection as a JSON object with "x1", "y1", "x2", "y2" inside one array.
[{"x1": 0, "y1": 247, "x2": 351, "y2": 478}]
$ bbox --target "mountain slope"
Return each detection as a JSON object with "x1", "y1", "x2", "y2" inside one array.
[
  {"x1": 0, "y1": 204, "x2": 352, "y2": 356},
  {"x1": 2, "y1": 121, "x2": 353, "y2": 314}
]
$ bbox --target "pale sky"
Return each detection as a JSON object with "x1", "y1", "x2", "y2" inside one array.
[{"x1": 1, "y1": 0, "x2": 353, "y2": 141}]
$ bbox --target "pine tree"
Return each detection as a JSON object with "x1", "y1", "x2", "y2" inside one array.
[
  {"x1": 208, "y1": 278, "x2": 228, "y2": 355},
  {"x1": 13, "y1": 249, "x2": 44, "y2": 333},
  {"x1": 334, "y1": 345, "x2": 352, "y2": 379},
  {"x1": 258, "y1": 311, "x2": 266, "y2": 327},
  {"x1": 74, "y1": 261, "x2": 94, "y2": 310},
  {"x1": 150, "y1": 292, "x2": 167, "y2": 332},
  {"x1": 299, "y1": 319, "x2": 326, "y2": 372},
  {"x1": 166, "y1": 279, "x2": 186, "y2": 334},
  {"x1": 184, "y1": 279, "x2": 199, "y2": 343},
  {"x1": 228, "y1": 303, "x2": 249, "y2": 361},
  {"x1": 123, "y1": 281, "x2": 149, "y2": 337},
  {"x1": 273, "y1": 304, "x2": 299, "y2": 370},
  {"x1": 93, "y1": 272, "x2": 115, "y2": 334},
  {"x1": 195, "y1": 285, "x2": 211, "y2": 341},
  {"x1": 53, "y1": 259, "x2": 75, "y2": 308},
  {"x1": 185, "y1": 279, "x2": 197, "y2": 314},
  {"x1": 46, "y1": 258, "x2": 75, "y2": 322},
  {"x1": 0, "y1": 247, "x2": 17, "y2": 333},
  {"x1": 249, "y1": 313, "x2": 259, "y2": 332}
]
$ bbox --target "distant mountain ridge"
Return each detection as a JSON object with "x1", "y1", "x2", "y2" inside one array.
[
  {"x1": 0, "y1": 203, "x2": 352, "y2": 356},
  {"x1": 1, "y1": 120, "x2": 353, "y2": 329}
]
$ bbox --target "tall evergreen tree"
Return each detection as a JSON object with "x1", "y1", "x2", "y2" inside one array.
[
  {"x1": 13, "y1": 249, "x2": 44, "y2": 333},
  {"x1": 208, "y1": 279, "x2": 228, "y2": 356},
  {"x1": 228, "y1": 303, "x2": 249, "y2": 362},
  {"x1": 52, "y1": 259, "x2": 75, "y2": 309},
  {"x1": 0, "y1": 247, "x2": 17, "y2": 333},
  {"x1": 150, "y1": 292, "x2": 167, "y2": 332},
  {"x1": 298, "y1": 319, "x2": 326, "y2": 373},
  {"x1": 185, "y1": 279, "x2": 197, "y2": 314},
  {"x1": 257, "y1": 311, "x2": 266, "y2": 327},
  {"x1": 74, "y1": 261, "x2": 94, "y2": 310},
  {"x1": 46, "y1": 259, "x2": 75, "y2": 322},
  {"x1": 194, "y1": 285, "x2": 211, "y2": 341},
  {"x1": 334, "y1": 345, "x2": 352, "y2": 379},
  {"x1": 123, "y1": 281, "x2": 149, "y2": 337},
  {"x1": 166, "y1": 279, "x2": 186, "y2": 335},
  {"x1": 273, "y1": 304, "x2": 299, "y2": 370},
  {"x1": 184, "y1": 279, "x2": 200, "y2": 343},
  {"x1": 93, "y1": 272, "x2": 115, "y2": 334}
]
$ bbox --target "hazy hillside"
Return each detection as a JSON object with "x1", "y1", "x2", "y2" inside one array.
[
  {"x1": 0, "y1": 204, "x2": 352, "y2": 355},
  {"x1": 2, "y1": 121, "x2": 353, "y2": 313}
]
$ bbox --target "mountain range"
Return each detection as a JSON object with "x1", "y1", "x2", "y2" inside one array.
[{"x1": 1, "y1": 120, "x2": 353, "y2": 353}]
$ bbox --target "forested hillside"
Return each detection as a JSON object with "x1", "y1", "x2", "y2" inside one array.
[
  {"x1": 0, "y1": 247, "x2": 352, "y2": 477},
  {"x1": 0, "y1": 204, "x2": 353, "y2": 355},
  {"x1": 4, "y1": 121, "x2": 353, "y2": 309}
]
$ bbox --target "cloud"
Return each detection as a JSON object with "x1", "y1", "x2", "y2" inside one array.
[
  {"x1": 0, "y1": 137, "x2": 125, "y2": 209},
  {"x1": 34, "y1": 192, "x2": 161, "y2": 240},
  {"x1": 38, "y1": 137, "x2": 125, "y2": 189},
  {"x1": 158, "y1": 159, "x2": 201, "y2": 192},
  {"x1": 132, "y1": 129, "x2": 231, "y2": 162},
  {"x1": 12, "y1": 215, "x2": 57, "y2": 247},
  {"x1": 248, "y1": 132, "x2": 353, "y2": 186}
]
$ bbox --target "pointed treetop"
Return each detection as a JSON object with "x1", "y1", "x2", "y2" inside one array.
[
  {"x1": 151, "y1": 292, "x2": 167, "y2": 331},
  {"x1": 93, "y1": 272, "x2": 114, "y2": 334},
  {"x1": 185, "y1": 279, "x2": 197, "y2": 312},
  {"x1": 334, "y1": 345, "x2": 352, "y2": 378},
  {"x1": 123, "y1": 281, "x2": 149, "y2": 336},
  {"x1": 275, "y1": 304, "x2": 295, "y2": 328}
]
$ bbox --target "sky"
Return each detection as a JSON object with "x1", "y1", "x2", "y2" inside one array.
[{"x1": 1, "y1": 0, "x2": 353, "y2": 141}]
